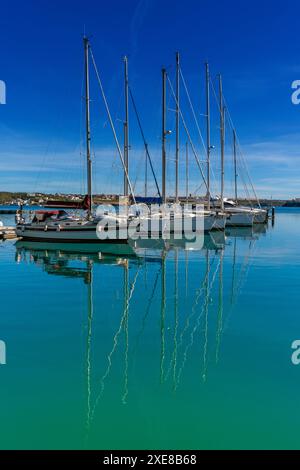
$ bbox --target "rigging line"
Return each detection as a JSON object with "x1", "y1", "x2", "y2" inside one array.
[
  {"x1": 79, "y1": 57, "x2": 87, "y2": 194},
  {"x1": 89, "y1": 46, "x2": 137, "y2": 206},
  {"x1": 210, "y1": 77, "x2": 254, "y2": 202},
  {"x1": 209, "y1": 75, "x2": 229, "y2": 198},
  {"x1": 166, "y1": 74, "x2": 211, "y2": 199},
  {"x1": 132, "y1": 149, "x2": 145, "y2": 192},
  {"x1": 222, "y1": 94, "x2": 261, "y2": 207},
  {"x1": 215, "y1": 249, "x2": 223, "y2": 364},
  {"x1": 177, "y1": 253, "x2": 218, "y2": 351},
  {"x1": 210, "y1": 75, "x2": 222, "y2": 114},
  {"x1": 239, "y1": 162, "x2": 253, "y2": 202},
  {"x1": 191, "y1": 75, "x2": 220, "y2": 191},
  {"x1": 237, "y1": 144, "x2": 258, "y2": 205},
  {"x1": 85, "y1": 260, "x2": 93, "y2": 434},
  {"x1": 129, "y1": 87, "x2": 161, "y2": 197},
  {"x1": 209, "y1": 76, "x2": 227, "y2": 194},
  {"x1": 160, "y1": 253, "x2": 167, "y2": 384},
  {"x1": 132, "y1": 263, "x2": 163, "y2": 356},
  {"x1": 229, "y1": 132, "x2": 253, "y2": 202},
  {"x1": 172, "y1": 249, "x2": 179, "y2": 389},
  {"x1": 223, "y1": 103, "x2": 257, "y2": 202},
  {"x1": 175, "y1": 253, "x2": 221, "y2": 389},
  {"x1": 226, "y1": 133, "x2": 251, "y2": 201},
  {"x1": 202, "y1": 251, "x2": 210, "y2": 383},
  {"x1": 234, "y1": 239, "x2": 256, "y2": 298},
  {"x1": 121, "y1": 266, "x2": 129, "y2": 405},
  {"x1": 90, "y1": 265, "x2": 141, "y2": 421},
  {"x1": 179, "y1": 67, "x2": 207, "y2": 154},
  {"x1": 224, "y1": 237, "x2": 258, "y2": 332}
]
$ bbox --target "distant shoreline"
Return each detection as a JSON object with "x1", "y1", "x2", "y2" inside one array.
[{"x1": 0, "y1": 192, "x2": 299, "y2": 209}]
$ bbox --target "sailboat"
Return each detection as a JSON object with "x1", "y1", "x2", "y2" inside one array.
[
  {"x1": 222, "y1": 128, "x2": 268, "y2": 224},
  {"x1": 164, "y1": 57, "x2": 227, "y2": 232},
  {"x1": 213, "y1": 74, "x2": 253, "y2": 227},
  {"x1": 16, "y1": 41, "x2": 223, "y2": 241},
  {"x1": 15, "y1": 38, "x2": 145, "y2": 243},
  {"x1": 213, "y1": 74, "x2": 267, "y2": 226}
]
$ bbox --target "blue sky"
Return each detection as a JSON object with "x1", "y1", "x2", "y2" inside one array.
[{"x1": 0, "y1": 0, "x2": 300, "y2": 198}]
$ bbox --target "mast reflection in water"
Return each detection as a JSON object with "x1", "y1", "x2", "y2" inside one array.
[{"x1": 13, "y1": 224, "x2": 267, "y2": 449}]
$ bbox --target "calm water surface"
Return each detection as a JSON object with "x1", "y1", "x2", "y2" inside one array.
[{"x1": 0, "y1": 208, "x2": 300, "y2": 449}]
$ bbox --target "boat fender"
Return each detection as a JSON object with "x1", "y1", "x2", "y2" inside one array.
[
  {"x1": 57, "y1": 224, "x2": 61, "y2": 232},
  {"x1": 44, "y1": 225, "x2": 48, "y2": 232}
]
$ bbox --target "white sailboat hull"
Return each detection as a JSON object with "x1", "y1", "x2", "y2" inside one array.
[
  {"x1": 16, "y1": 211, "x2": 226, "y2": 242},
  {"x1": 253, "y1": 210, "x2": 268, "y2": 224},
  {"x1": 15, "y1": 223, "x2": 120, "y2": 243},
  {"x1": 212, "y1": 214, "x2": 227, "y2": 230},
  {"x1": 226, "y1": 211, "x2": 254, "y2": 227},
  {"x1": 192, "y1": 212, "x2": 226, "y2": 231}
]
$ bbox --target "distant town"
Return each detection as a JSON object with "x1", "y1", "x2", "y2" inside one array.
[
  {"x1": 0, "y1": 192, "x2": 120, "y2": 206},
  {"x1": 0, "y1": 191, "x2": 299, "y2": 208}
]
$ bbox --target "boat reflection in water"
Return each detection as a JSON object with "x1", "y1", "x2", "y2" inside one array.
[{"x1": 14, "y1": 226, "x2": 265, "y2": 446}]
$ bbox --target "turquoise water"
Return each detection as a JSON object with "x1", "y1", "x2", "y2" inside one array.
[{"x1": 0, "y1": 208, "x2": 300, "y2": 450}]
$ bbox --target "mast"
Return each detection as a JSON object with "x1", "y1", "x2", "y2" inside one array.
[
  {"x1": 90, "y1": 47, "x2": 137, "y2": 206},
  {"x1": 124, "y1": 56, "x2": 129, "y2": 198},
  {"x1": 144, "y1": 144, "x2": 148, "y2": 197},
  {"x1": 162, "y1": 68, "x2": 167, "y2": 204},
  {"x1": 175, "y1": 52, "x2": 180, "y2": 203},
  {"x1": 233, "y1": 129, "x2": 238, "y2": 203},
  {"x1": 84, "y1": 37, "x2": 92, "y2": 218},
  {"x1": 218, "y1": 74, "x2": 225, "y2": 211},
  {"x1": 205, "y1": 63, "x2": 211, "y2": 210},
  {"x1": 129, "y1": 87, "x2": 161, "y2": 198},
  {"x1": 185, "y1": 141, "x2": 189, "y2": 202}
]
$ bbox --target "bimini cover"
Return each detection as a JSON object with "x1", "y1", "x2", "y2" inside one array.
[
  {"x1": 134, "y1": 196, "x2": 163, "y2": 205},
  {"x1": 35, "y1": 210, "x2": 61, "y2": 222}
]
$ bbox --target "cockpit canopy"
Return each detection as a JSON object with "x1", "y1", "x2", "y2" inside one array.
[
  {"x1": 32, "y1": 210, "x2": 69, "y2": 223},
  {"x1": 223, "y1": 199, "x2": 236, "y2": 207}
]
